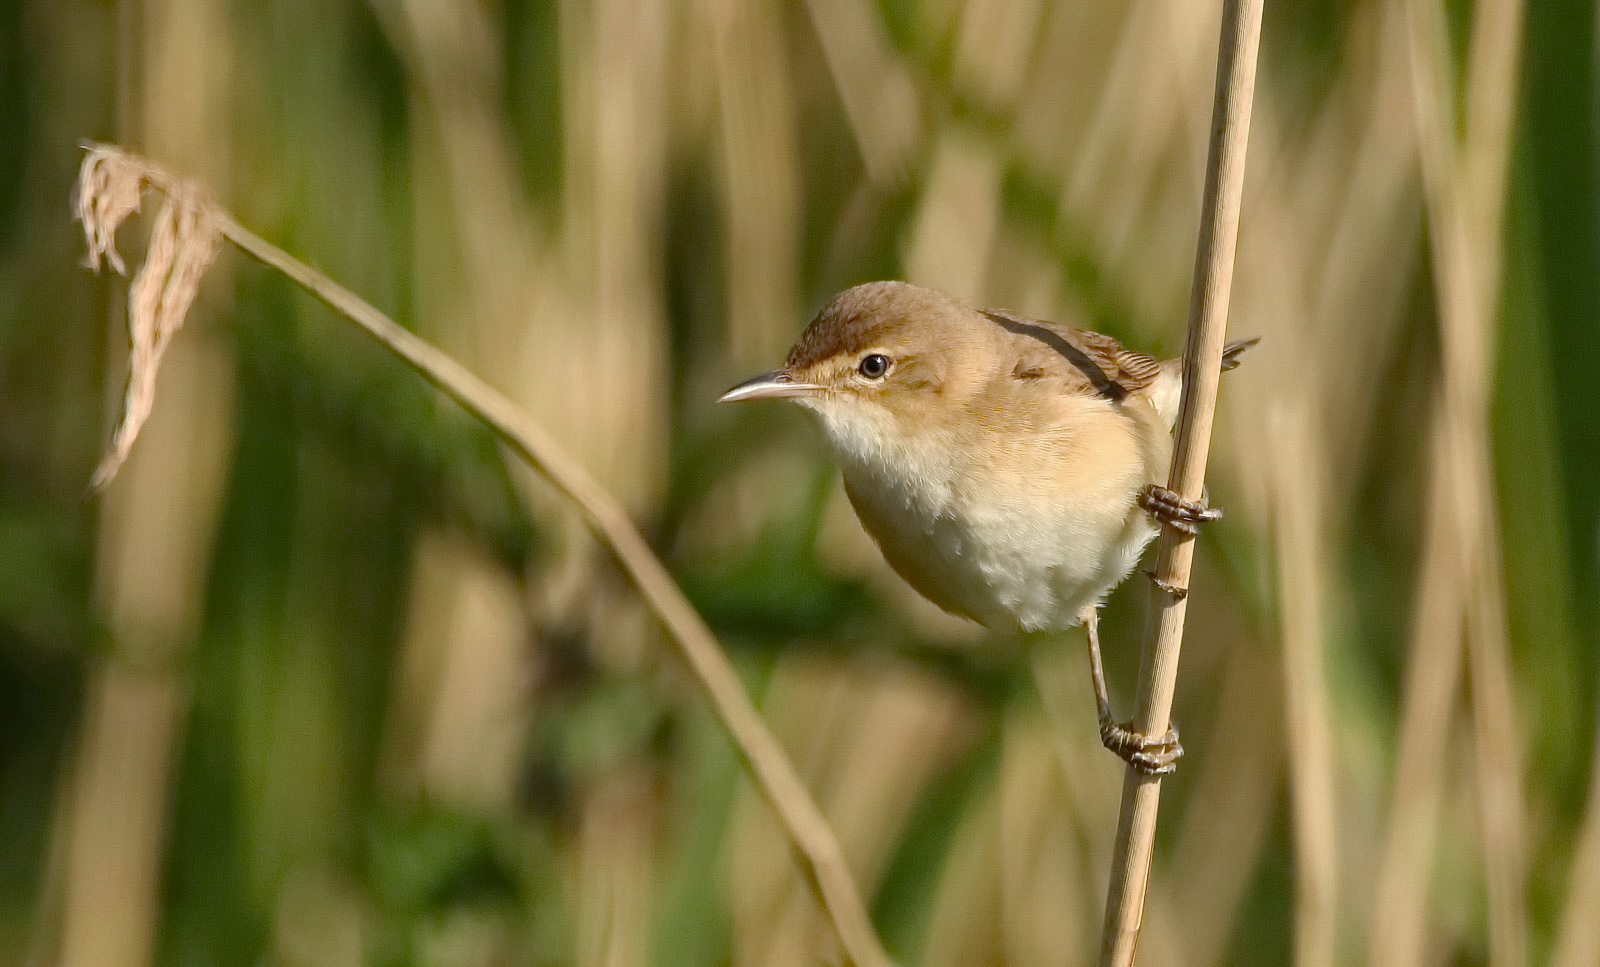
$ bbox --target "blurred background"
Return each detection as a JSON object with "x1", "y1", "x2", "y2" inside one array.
[{"x1": 1, "y1": 0, "x2": 1596, "y2": 965}]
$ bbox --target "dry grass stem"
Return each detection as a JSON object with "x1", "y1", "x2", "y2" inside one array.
[
  {"x1": 71, "y1": 145, "x2": 892, "y2": 967},
  {"x1": 1097, "y1": 1, "x2": 1264, "y2": 963}
]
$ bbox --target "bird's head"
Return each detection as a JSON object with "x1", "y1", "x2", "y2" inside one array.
[{"x1": 719, "y1": 282, "x2": 982, "y2": 457}]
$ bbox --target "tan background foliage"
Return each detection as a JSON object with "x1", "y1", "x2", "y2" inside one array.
[{"x1": 0, "y1": 1, "x2": 1596, "y2": 966}]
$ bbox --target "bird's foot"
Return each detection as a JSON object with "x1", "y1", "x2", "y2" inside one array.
[
  {"x1": 1138, "y1": 484, "x2": 1222, "y2": 536},
  {"x1": 1099, "y1": 719, "x2": 1184, "y2": 775}
]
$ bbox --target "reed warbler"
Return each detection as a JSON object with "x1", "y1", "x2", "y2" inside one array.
[{"x1": 721, "y1": 281, "x2": 1253, "y2": 772}]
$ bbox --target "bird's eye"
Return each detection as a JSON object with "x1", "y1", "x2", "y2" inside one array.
[{"x1": 857, "y1": 354, "x2": 891, "y2": 379}]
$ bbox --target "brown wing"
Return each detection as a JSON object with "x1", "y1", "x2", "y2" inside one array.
[{"x1": 977, "y1": 308, "x2": 1164, "y2": 402}]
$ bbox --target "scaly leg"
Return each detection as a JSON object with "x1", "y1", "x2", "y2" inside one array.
[{"x1": 1081, "y1": 606, "x2": 1183, "y2": 775}]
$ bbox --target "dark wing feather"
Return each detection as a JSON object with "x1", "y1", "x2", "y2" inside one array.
[{"x1": 978, "y1": 308, "x2": 1164, "y2": 401}]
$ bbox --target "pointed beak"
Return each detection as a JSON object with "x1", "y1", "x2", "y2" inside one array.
[{"x1": 717, "y1": 370, "x2": 826, "y2": 403}]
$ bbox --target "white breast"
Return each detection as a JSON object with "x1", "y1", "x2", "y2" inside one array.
[{"x1": 804, "y1": 394, "x2": 1163, "y2": 634}]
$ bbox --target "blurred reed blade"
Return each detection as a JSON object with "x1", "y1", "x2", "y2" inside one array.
[{"x1": 1367, "y1": 0, "x2": 1529, "y2": 963}]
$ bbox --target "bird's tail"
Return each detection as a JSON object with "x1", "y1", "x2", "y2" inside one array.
[
  {"x1": 1220, "y1": 336, "x2": 1261, "y2": 372},
  {"x1": 1151, "y1": 336, "x2": 1261, "y2": 427}
]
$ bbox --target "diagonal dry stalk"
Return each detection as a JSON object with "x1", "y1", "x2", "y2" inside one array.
[
  {"x1": 73, "y1": 143, "x2": 892, "y2": 967},
  {"x1": 1096, "y1": 1, "x2": 1264, "y2": 964}
]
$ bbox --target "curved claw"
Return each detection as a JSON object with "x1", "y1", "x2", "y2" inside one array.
[
  {"x1": 1100, "y1": 720, "x2": 1184, "y2": 775},
  {"x1": 1138, "y1": 484, "x2": 1222, "y2": 536}
]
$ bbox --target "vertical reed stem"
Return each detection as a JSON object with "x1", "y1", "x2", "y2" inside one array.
[{"x1": 1098, "y1": 1, "x2": 1264, "y2": 963}]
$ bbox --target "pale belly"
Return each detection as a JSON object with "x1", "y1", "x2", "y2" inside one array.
[
  {"x1": 842, "y1": 467, "x2": 1158, "y2": 634},
  {"x1": 810, "y1": 388, "x2": 1169, "y2": 634}
]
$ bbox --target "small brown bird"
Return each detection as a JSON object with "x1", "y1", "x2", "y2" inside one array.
[{"x1": 720, "y1": 281, "x2": 1253, "y2": 772}]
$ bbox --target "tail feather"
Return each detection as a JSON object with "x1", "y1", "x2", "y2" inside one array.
[
  {"x1": 1220, "y1": 336, "x2": 1260, "y2": 372},
  {"x1": 1151, "y1": 336, "x2": 1260, "y2": 427}
]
